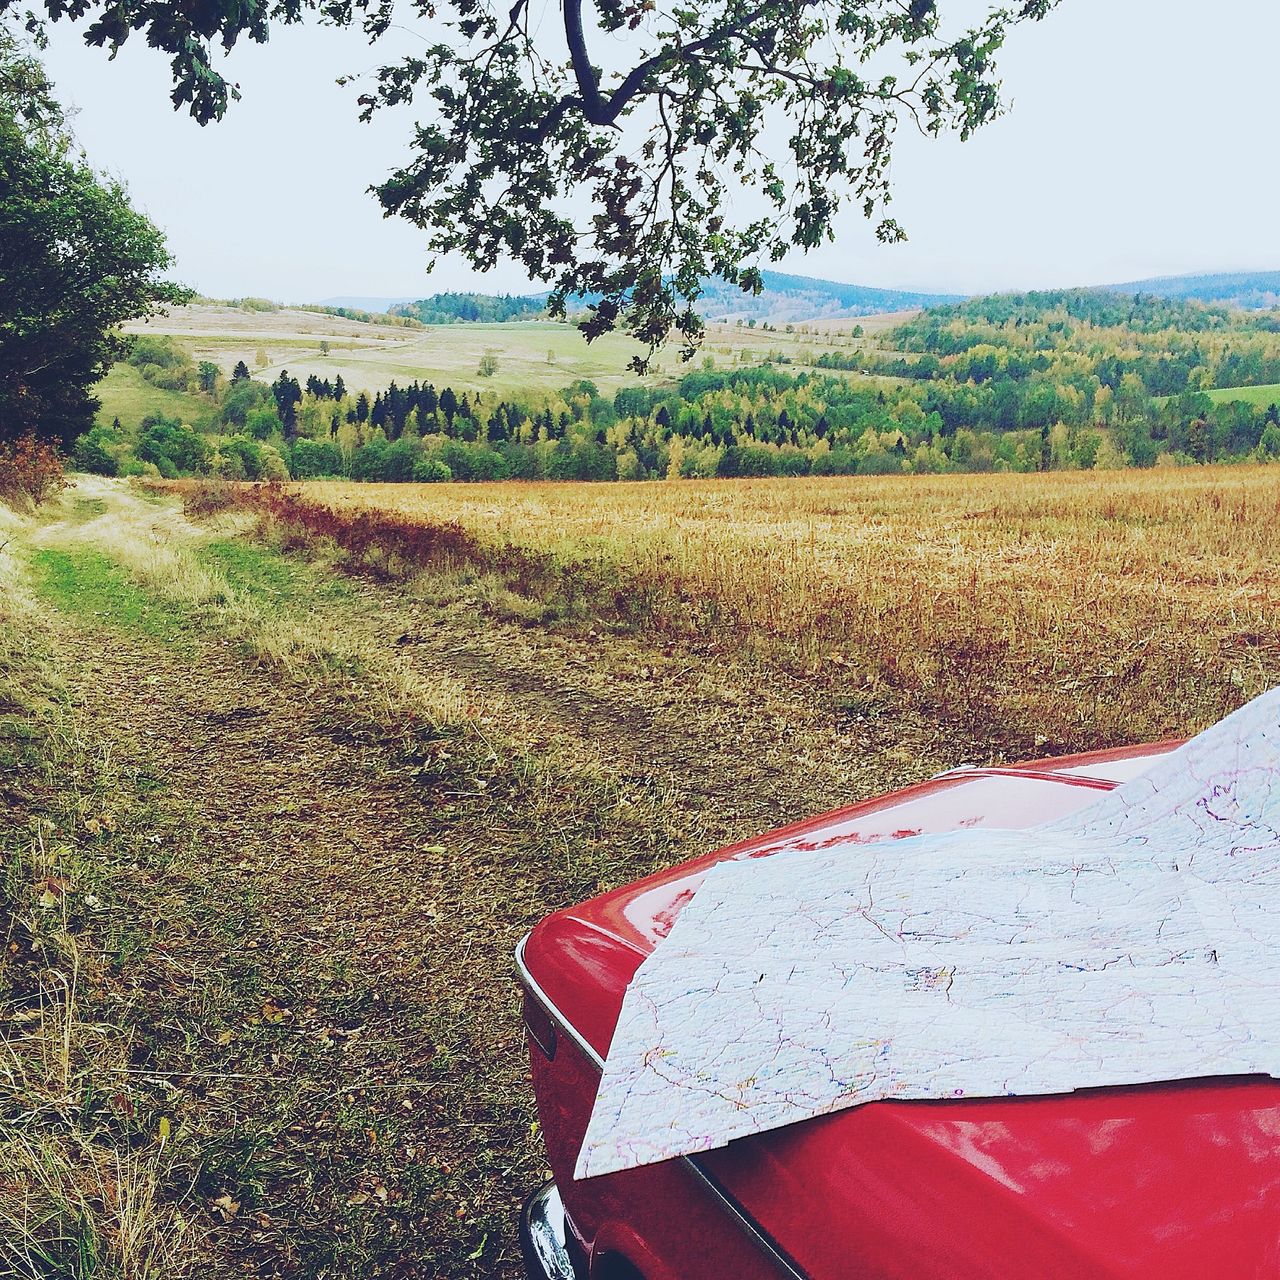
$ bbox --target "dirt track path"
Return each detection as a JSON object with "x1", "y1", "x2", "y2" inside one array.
[
  {"x1": 369, "y1": 594, "x2": 963, "y2": 849},
  {"x1": 19, "y1": 480, "x2": 963, "y2": 1277}
]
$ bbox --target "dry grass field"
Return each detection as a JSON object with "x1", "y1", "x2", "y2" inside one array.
[
  {"x1": 4, "y1": 464, "x2": 1279, "y2": 1278},
  {"x1": 294, "y1": 465, "x2": 1280, "y2": 751}
]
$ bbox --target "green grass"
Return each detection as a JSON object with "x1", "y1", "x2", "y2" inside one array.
[
  {"x1": 1204, "y1": 382, "x2": 1280, "y2": 407},
  {"x1": 94, "y1": 363, "x2": 213, "y2": 430},
  {"x1": 196, "y1": 538, "x2": 352, "y2": 607},
  {"x1": 29, "y1": 547, "x2": 191, "y2": 645}
]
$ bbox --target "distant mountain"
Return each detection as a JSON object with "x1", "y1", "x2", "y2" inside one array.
[
  {"x1": 1100, "y1": 271, "x2": 1280, "y2": 311},
  {"x1": 317, "y1": 273, "x2": 961, "y2": 326},
  {"x1": 697, "y1": 270, "x2": 962, "y2": 321}
]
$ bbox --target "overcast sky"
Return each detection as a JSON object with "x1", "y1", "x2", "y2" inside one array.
[{"x1": 40, "y1": 1, "x2": 1280, "y2": 303}]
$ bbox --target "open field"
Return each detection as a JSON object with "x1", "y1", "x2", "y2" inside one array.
[
  {"x1": 122, "y1": 303, "x2": 894, "y2": 401},
  {"x1": 5, "y1": 464, "x2": 1280, "y2": 1277},
  {"x1": 1204, "y1": 382, "x2": 1280, "y2": 407},
  {"x1": 286, "y1": 466, "x2": 1280, "y2": 750},
  {"x1": 94, "y1": 362, "x2": 213, "y2": 428}
]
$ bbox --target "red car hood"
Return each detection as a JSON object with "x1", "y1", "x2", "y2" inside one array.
[{"x1": 521, "y1": 743, "x2": 1280, "y2": 1279}]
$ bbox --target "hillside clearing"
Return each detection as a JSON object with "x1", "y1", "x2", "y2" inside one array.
[
  {"x1": 1204, "y1": 382, "x2": 1280, "y2": 407},
  {"x1": 119, "y1": 304, "x2": 888, "y2": 403}
]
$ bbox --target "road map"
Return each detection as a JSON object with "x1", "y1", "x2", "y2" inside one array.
[{"x1": 577, "y1": 688, "x2": 1280, "y2": 1178}]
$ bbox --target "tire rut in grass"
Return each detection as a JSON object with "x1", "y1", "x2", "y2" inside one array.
[
  {"x1": 47, "y1": 617, "x2": 544, "y2": 1278},
  {"x1": 368, "y1": 596, "x2": 956, "y2": 847}
]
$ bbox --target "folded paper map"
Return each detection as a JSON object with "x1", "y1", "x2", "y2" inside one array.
[{"x1": 577, "y1": 687, "x2": 1280, "y2": 1178}]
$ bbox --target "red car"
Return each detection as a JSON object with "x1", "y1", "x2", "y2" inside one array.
[{"x1": 516, "y1": 740, "x2": 1280, "y2": 1280}]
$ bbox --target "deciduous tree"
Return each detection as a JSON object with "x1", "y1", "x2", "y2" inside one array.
[
  {"x1": 0, "y1": 32, "x2": 185, "y2": 446},
  {"x1": 11, "y1": 0, "x2": 1059, "y2": 365}
]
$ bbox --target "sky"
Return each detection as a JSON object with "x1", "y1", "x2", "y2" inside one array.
[{"x1": 39, "y1": 0, "x2": 1280, "y2": 303}]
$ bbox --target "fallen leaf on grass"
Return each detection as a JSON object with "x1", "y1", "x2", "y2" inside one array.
[
  {"x1": 212, "y1": 1193, "x2": 240, "y2": 1222},
  {"x1": 35, "y1": 877, "x2": 68, "y2": 908},
  {"x1": 260, "y1": 998, "x2": 293, "y2": 1024}
]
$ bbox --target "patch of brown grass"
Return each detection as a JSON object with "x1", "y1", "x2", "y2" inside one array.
[{"x1": 217, "y1": 467, "x2": 1280, "y2": 750}]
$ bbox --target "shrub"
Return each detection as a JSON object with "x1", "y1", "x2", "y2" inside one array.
[
  {"x1": 0, "y1": 434, "x2": 67, "y2": 507},
  {"x1": 258, "y1": 443, "x2": 290, "y2": 481},
  {"x1": 350, "y1": 438, "x2": 390, "y2": 482},
  {"x1": 128, "y1": 335, "x2": 189, "y2": 370},
  {"x1": 218, "y1": 435, "x2": 263, "y2": 480},
  {"x1": 128, "y1": 335, "x2": 197, "y2": 390},
  {"x1": 290, "y1": 438, "x2": 343, "y2": 479},
  {"x1": 136, "y1": 416, "x2": 209, "y2": 476},
  {"x1": 214, "y1": 449, "x2": 247, "y2": 481},
  {"x1": 245, "y1": 403, "x2": 282, "y2": 440},
  {"x1": 437, "y1": 441, "x2": 510, "y2": 481},
  {"x1": 221, "y1": 379, "x2": 272, "y2": 427},
  {"x1": 71, "y1": 425, "x2": 120, "y2": 476},
  {"x1": 412, "y1": 457, "x2": 452, "y2": 483},
  {"x1": 381, "y1": 438, "x2": 421, "y2": 482},
  {"x1": 182, "y1": 477, "x2": 237, "y2": 516}
]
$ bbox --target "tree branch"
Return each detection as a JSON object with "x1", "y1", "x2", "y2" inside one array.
[{"x1": 563, "y1": 0, "x2": 781, "y2": 128}]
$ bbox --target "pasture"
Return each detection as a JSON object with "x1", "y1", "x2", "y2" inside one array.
[
  {"x1": 121, "y1": 302, "x2": 891, "y2": 401},
  {"x1": 94, "y1": 361, "x2": 212, "y2": 427},
  {"x1": 1204, "y1": 381, "x2": 1280, "y2": 407}
]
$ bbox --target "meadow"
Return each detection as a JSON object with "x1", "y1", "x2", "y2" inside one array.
[
  {"x1": 1204, "y1": 382, "x2": 1280, "y2": 407},
  {"x1": 275, "y1": 466, "x2": 1280, "y2": 752},
  {"x1": 118, "y1": 302, "x2": 887, "y2": 406}
]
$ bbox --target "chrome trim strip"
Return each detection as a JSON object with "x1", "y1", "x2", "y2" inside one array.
[
  {"x1": 515, "y1": 934, "x2": 809, "y2": 1280},
  {"x1": 516, "y1": 932, "x2": 605, "y2": 1070},
  {"x1": 681, "y1": 1158, "x2": 808, "y2": 1280}
]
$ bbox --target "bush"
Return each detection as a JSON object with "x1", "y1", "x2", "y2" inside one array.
[
  {"x1": 381, "y1": 438, "x2": 421, "y2": 482},
  {"x1": 221, "y1": 378, "x2": 272, "y2": 427},
  {"x1": 290, "y1": 438, "x2": 343, "y2": 479},
  {"x1": 136, "y1": 416, "x2": 209, "y2": 476},
  {"x1": 350, "y1": 438, "x2": 390, "y2": 482},
  {"x1": 245, "y1": 403, "x2": 282, "y2": 440},
  {"x1": 437, "y1": 441, "x2": 510, "y2": 481},
  {"x1": 218, "y1": 435, "x2": 263, "y2": 480},
  {"x1": 72, "y1": 425, "x2": 120, "y2": 475},
  {"x1": 214, "y1": 449, "x2": 247, "y2": 481},
  {"x1": 258, "y1": 443, "x2": 290, "y2": 481},
  {"x1": 717, "y1": 445, "x2": 779, "y2": 478},
  {"x1": 128, "y1": 335, "x2": 196, "y2": 390},
  {"x1": 182, "y1": 477, "x2": 237, "y2": 516},
  {"x1": 128, "y1": 335, "x2": 189, "y2": 370},
  {"x1": 412, "y1": 457, "x2": 453, "y2": 483},
  {"x1": 0, "y1": 434, "x2": 67, "y2": 507}
]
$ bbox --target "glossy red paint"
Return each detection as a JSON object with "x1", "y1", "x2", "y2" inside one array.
[{"x1": 521, "y1": 742, "x2": 1280, "y2": 1279}]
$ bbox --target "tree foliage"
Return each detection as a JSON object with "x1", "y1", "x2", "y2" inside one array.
[
  {"x1": 11, "y1": 0, "x2": 1058, "y2": 365},
  {"x1": 0, "y1": 32, "x2": 186, "y2": 446}
]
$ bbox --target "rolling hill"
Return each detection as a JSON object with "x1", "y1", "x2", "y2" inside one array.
[
  {"x1": 324, "y1": 272, "x2": 961, "y2": 327},
  {"x1": 1101, "y1": 270, "x2": 1280, "y2": 310}
]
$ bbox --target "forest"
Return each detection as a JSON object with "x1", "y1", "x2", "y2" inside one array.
[{"x1": 73, "y1": 291, "x2": 1280, "y2": 484}]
